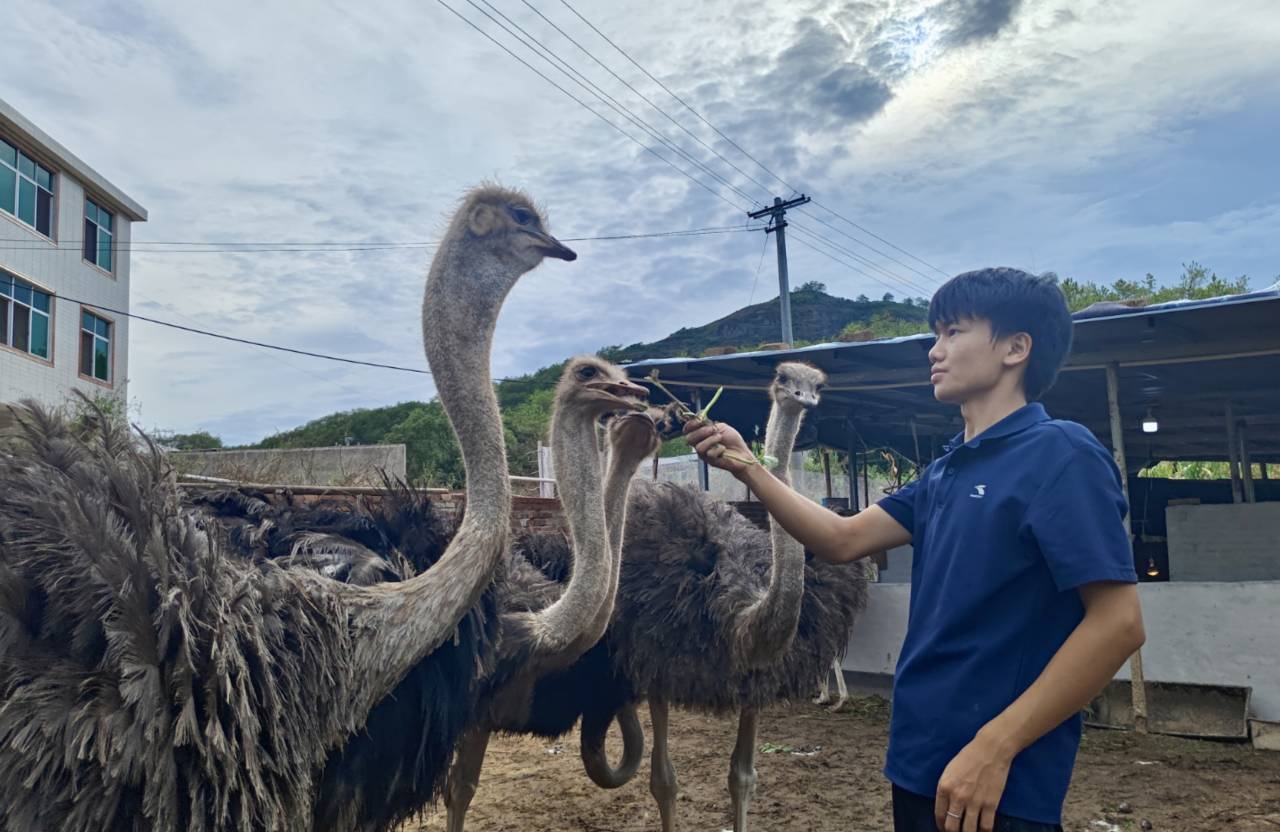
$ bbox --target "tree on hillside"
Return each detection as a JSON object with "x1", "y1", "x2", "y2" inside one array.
[
  {"x1": 1053, "y1": 262, "x2": 1249, "y2": 312},
  {"x1": 158, "y1": 431, "x2": 224, "y2": 451},
  {"x1": 796, "y1": 281, "x2": 827, "y2": 293},
  {"x1": 382, "y1": 402, "x2": 465, "y2": 488},
  {"x1": 882, "y1": 292, "x2": 895, "y2": 302}
]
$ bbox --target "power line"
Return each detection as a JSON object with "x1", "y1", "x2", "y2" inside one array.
[
  {"x1": 434, "y1": 0, "x2": 750, "y2": 215},
  {"x1": 747, "y1": 232, "x2": 770, "y2": 306},
  {"x1": 442, "y1": 1, "x2": 931, "y2": 299},
  {"x1": 57, "y1": 293, "x2": 432, "y2": 374},
  {"x1": 788, "y1": 221, "x2": 935, "y2": 298},
  {"x1": 461, "y1": 0, "x2": 761, "y2": 208},
  {"x1": 0, "y1": 225, "x2": 761, "y2": 253},
  {"x1": 795, "y1": 207, "x2": 942, "y2": 286},
  {"x1": 555, "y1": 0, "x2": 950, "y2": 279},
  {"x1": 520, "y1": 0, "x2": 776, "y2": 199},
  {"x1": 785, "y1": 226, "x2": 926, "y2": 300}
]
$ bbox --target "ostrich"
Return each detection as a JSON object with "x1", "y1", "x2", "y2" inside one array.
[
  {"x1": 523, "y1": 361, "x2": 867, "y2": 832},
  {"x1": 0, "y1": 185, "x2": 577, "y2": 832},
  {"x1": 442, "y1": 377, "x2": 660, "y2": 832},
  {"x1": 187, "y1": 357, "x2": 656, "y2": 832}
]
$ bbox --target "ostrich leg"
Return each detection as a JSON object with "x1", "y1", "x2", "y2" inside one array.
[
  {"x1": 649, "y1": 696, "x2": 679, "y2": 832},
  {"x1": 828, "y1": 658, "x2": 849, "y2": 712},
  {"x1": 728, "y1": 707, "x2": 760, "y2": 832},
  {"x1": 445, "y1": 728, "x2": 492, "y2": 832}
]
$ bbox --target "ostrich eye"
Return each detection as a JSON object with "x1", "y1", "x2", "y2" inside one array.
[
  {"x1": 509, "y1": 206, "x2": 535, "y2": 225},
  {"x1": 777, "y1": 373, "x2": 790, "y2": 386},
  {"x1": 577, "y1": 365, "x2": 598, "y2": 380}
]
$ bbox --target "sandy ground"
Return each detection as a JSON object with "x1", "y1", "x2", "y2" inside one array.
[{"x1": 410, "y1": 696, "x2": 1280, "y2": 832}]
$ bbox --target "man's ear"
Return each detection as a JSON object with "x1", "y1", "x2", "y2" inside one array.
[
  {"x1": 1003, "y1": 332, "x2": 1032, "y2": 369},
  {"x1": 468, "y1": 204, "x2": 498, "y2": 236}
]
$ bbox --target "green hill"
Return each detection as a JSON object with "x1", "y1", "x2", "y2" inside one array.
[{"x1": 237, "y1": 288, "x2": 926, "y2": 485}]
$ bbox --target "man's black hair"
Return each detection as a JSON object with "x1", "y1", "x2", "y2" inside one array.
[{"x1": 927, "y1": 267, "x2": 1073, "y2": 400}]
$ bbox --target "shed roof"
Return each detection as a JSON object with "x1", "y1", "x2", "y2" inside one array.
[{"x1": 624, "y1": 285, "x2": 1280, "y2": 469}]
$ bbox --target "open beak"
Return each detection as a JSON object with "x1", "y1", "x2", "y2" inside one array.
[
  {"x1": 586, "y1": 379, "x2": 649, "y2": 410},
  {"x1": 529, "y1": 229, "x2": 577, "y2": 261}
]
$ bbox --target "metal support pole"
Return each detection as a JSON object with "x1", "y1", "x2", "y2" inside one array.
[
  {"x1": 748, "y1": 194, "x2": 810, "y2": 347},
  {"x1": 1239, "y1": 420, "x2": 1257, "y2": 503},
  {"x1": 1105, "y1": 363, "x2": 1149, "y2": 734},
  {"x1": 822, "y1": 449, "x2": 833, "y2": 500},
  {"x1": 848, "y1": 441, "x2": 860, "y2": 511},
  {"x1": 1226, "y1": 402, "x2": 1243, "y2": 503}
]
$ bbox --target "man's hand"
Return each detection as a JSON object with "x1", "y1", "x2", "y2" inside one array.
[
  {"x1": 683, "y1": 418, "x2": 753, "y2": 477},
  {"x1": 933, "y1": 730, "x2": 1014, "y2": 832}
]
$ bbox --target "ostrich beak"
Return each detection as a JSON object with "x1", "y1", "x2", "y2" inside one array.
[
  {"x1": 529, "y1": 229, "x2": 577, "y2": 261},
  {"x1": 586, "y1": 378, "x2": 649, "y2": 409}
]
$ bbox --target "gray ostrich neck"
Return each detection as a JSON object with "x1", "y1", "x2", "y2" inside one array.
[
  {"x1": 764, "y1": 401, "x2": 805, "y2": 486},
  {"x1": 529, "y1": 402, "x2": 610, "y2": 657},
  {"x1": 342, "y1": 245, "x2": 514, "y2": 712},
  {"x1": 576, "y1": 436, "x2": 649, "y2": 651},
  {"x1": 735, "y1": 400, "x2": 808, "y2": 667}
]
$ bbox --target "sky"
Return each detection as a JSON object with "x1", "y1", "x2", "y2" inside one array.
[{"x1": 3, "y1": 0, "x2": 1278, "y2": 444}]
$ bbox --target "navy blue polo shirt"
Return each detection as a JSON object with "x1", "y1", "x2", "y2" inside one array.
[{"x1": 878, "y1": 402, "x2": 1137, "y2": 825}]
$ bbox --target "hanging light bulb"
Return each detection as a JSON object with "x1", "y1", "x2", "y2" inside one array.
[
  {"x1": 1142, "y1": 407, "x2": 1158, "y2": 434},
  {"x1": 1145, "y1": 557, "x2": 1160, "y2": 578}
]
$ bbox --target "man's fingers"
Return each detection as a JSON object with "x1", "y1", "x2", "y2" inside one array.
[
  {"x1": 934, "y1": 793, "x2": 949, "y2": 832},
  {"x1": 978, "y1": 805, "x2": 996, "y2": 832},
  {"x1": 962, "y1": 804, "x2": 979, "y2": 832},
  {"x1": 685, "y1": 425, "x2": 717, "y2": 445}
]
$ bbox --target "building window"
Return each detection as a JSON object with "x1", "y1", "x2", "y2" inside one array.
[
  {"x1": 80, "y1": 310, "x2": 112, "y2": 382},
  {"x1": 0, "y1": 137, "x2": 55, "y2": 237},
  {"x1": 0, "y1": 271, "x2": 52, "y2": 360},
  {"x1": 84, "y1": 198, "x2": 113, "y2": 272}
]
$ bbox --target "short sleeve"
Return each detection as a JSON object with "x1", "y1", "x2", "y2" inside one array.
[
  {"x1": 877, "y1": 473, "x2": 922, "y2": 537},
  {"x1": 1024, "y1": 443, "x2": 1138, "y2": 591}
]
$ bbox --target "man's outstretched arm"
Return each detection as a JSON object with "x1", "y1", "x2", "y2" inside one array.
[{"x1": 684, "y1": 419, "x2": 910, "y2": 563}]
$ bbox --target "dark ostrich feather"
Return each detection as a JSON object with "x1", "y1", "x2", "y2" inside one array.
[
  {"x1": 519, "y1": 477, "x2": 869, "y2": 734},
  {"x1": 187, "y1": 477, "x2": 501, "y2": 832},
  {"x1": 0, "y1": 401, "x2": 498, "y2": 832}
]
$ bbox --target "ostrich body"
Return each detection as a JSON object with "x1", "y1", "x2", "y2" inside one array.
[{"x1": 0, "y1": 185, "x2": 575, "y2": 832}]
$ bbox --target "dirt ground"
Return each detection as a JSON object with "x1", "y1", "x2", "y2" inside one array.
[{"x1": 411, "y1": 696, "x2": 1280, "y2": 832}]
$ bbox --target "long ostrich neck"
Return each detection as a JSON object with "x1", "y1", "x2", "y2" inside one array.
[
  {"x1": 343, "y1": 245, "x2": 514, "y2": 711},
  {"x1": 575, "y1": 433, "x2": 649, "y2": 651},
  {"x1": 734, "y1": 399, "x2": 808, "y2": 667},
  {"x1": 528, "y1": 403, "x2": 610, "y2": 658}
]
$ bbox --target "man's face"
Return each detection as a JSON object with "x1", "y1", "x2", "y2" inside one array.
[{"x1": 926, "y1": 317, "x2": 1015, "y2": 404}]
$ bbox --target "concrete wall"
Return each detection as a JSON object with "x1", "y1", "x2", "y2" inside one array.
[
  {"x1": 172, "y1": 444, "x2": 406, "y2": 487},
  {"x1": 1167, "y1": 502, "x2": 1280, "y2": 581},
  {"x1": 1, "y1": 141, "x2": 132, "y2": 408},
  {"x1": 840, "y1": 581, "x2": 1280, "y2": 721}
]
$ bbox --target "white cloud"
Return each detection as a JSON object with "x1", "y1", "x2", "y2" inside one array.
[{"x1": 3, "y1": 0, "x2": 1277, "y2": 443}]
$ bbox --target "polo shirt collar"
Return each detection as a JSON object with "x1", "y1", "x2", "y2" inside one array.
[{"x1": 944, "y1": 402, "x2": 1049, "y2": 452}]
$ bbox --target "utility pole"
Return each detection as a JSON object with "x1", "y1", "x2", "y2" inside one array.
[{"x1": 748, "y1": 194, "x2": 810, "y2": 346}]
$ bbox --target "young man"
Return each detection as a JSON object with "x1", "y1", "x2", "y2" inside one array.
[{"x1": 686, "y1": 268, "x2": 1145, "y2": 832}]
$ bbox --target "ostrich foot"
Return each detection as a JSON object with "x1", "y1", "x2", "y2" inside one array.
[{"x1": 729, "y1": 708, "x2": 760, "y2": 832}]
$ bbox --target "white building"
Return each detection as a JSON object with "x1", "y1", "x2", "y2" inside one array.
[{"x1": 0, "y1": 97, "x2": 146, "y2": 409}]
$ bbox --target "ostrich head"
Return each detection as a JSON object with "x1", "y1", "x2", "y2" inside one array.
[
  {"x1": 770, "y1": 361, "x2": 827, "y2": 411},
  {"x1": 448, "y1": 185, "x2": 576, "y2": 275},
  {"x1": 605, "y1": 407, "x2": 663, "y2": 463},
  {"x1": 557, "y1": 356, "x2": 649, "y2": 420},
  {"x1": 642, "y1": 402, "x2": 686, "y2": 442}
]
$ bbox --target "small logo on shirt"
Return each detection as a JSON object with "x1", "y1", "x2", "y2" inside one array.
[{"x1": 969, "y1": 484, "x2": 987, "y2": 499}]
